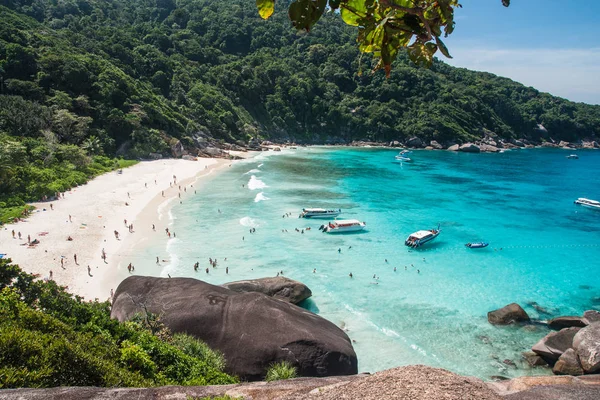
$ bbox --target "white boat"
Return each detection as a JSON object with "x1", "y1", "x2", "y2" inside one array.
[
  {"x1": 575, "y1": 198, "x2": 600, "y2": 210},
  {"x1": 405, "y1": 225, "x2": 441, "y2": 247},
  {"x1": 566, "y1": 154, "x2": 579, "y2": 159},
  {"x1": 395, "y1": 150, "x2": 412, "y2": 162},
  {"x1": 299, "y1": 208, "x2": 341, "y2": 219},
  {"x1": 321, "y1": 219, "x2": 366, "y2": 233}
]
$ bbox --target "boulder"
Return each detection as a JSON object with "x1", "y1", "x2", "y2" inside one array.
[
  {"x1": 532, "y1": 327, "x2": 580, "y2": 365},
  {"x1": 522, "y1": 351, "x2": 549, "y2": 367},
  {"x1": 480, "y1": 144, "x2": 500, "y2": 153},
  {"x1": 430, "y1": 140, "x2": 443, "y2": 149},
  {"x1": 405, "y1": 137, "x2": 424, "y2": 148},
  {"x1": 553, "y1": 348, "x2": 584, "y2": 376},
  {"x1": 559, "y1": 141, "x2": 572, "y2": 148},
  {"x1": 548, "y1": 317, "x2": 587, "y2": 331},
  {"x1": 447, "y1": 144, "x2": 460, "y2": 151},
  {"x1": 221, "y1": 277, "x2": 312, "y2": 305},
  {"x1": 512, "y1": 139, "x2": 526, "y2": 147},
  {"x1": 171, "y1": 140, "x2": 184, "y2": 157},
  {"x1": 111, "y1": 276, "x2": 357, "y2": 380},
  {"x1": 573, "y1": 322, "x2": 600, "y2": 373},
  {"x1": 583, "y1": 310, "x2": 600, "y2": 325},
  {"x1": 488, "y1": 303, "x2": 530, "y2": 325},
  {"x1": 459, "y1": 143, "x2": 481, "y2": 153},
  {"x1": 390, "y1": 140, "x2": 402, "y2": 147}
]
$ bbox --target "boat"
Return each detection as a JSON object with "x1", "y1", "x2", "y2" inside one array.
[
  {"x1": 405, "y1": 225, "x2": 440, "y2": 247},
  {"x1": 321, "y1": 219, "x2": 366, "y2": 233},
  {"x1": 299, "y1": 208, "x2": 341, "y2": 219},
  {"x1": 465, "y1": 242, "x2": 489, "y2": 249},
  {"x1": 395, "y1": 150, "x2": 412, "y2": 162},
  {"x1": 574, "y1": 198, "x2": 600, "y2": 210},
  {"x1": 566, "y1": 154, "x2": 579, "y2": 159}
]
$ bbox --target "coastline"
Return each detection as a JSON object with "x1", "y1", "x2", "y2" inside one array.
[{"x1": 0, "y1": 157, "x2": 248, "y2": 301}]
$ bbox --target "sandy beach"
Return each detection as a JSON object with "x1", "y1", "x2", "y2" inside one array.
[{"x1": 0, "y1": 157, "x2": 238, "y2": 301}]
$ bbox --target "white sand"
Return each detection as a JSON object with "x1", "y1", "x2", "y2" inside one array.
[{"x1": 0, "y1": 158, "x2": 234, "y2": 301}]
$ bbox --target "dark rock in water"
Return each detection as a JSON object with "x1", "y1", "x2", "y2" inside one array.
[
  {"x1": 221, "y1": 277, "x2": 312, "y2": 305},
  {"x1": 573, "y1": 322, "x2": 600, "y2": 373},
  {"x1": 503, "y1": 359, "x2": 517, "y2": 368},
  {"x1": 522, "y1": 351, "x2": 549, "y2": 367},
  {"x1": 527, "y1": 301, "x2": 554, "y2": 316},
  {"x1": 532, "y1": 327, "x2": 580, "y2": 365},
  {"x1": 553, "y1": 348, "x2": 584, "y2": 376},
  {"x1": 111, "y1": 276, "x2": 357, "y2": 380},
  {"x1": 490, "y1": 375, "x2": 510, "y2": 381},
  {"x1": 579, "y1": 285, "x2": 593, "y2": 290},
  {"x1": 548, "y1": 316, "x2": 587, "y2": 330},
  {"x1": 405, "y1": 136, "x2": 424, "y2": 148},
  {"x1": 583, "y1": 310, "x2": 600, "y2": 325},
  {"x1": 488, "y1": 303, "x2": 531, "y2": 325},
  {"x1": 459, "y1": 143, "x2": 481, "y2": 153}
]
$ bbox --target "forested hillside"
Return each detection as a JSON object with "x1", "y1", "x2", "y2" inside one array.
[{"x1": 1, "y1": 0, "x2": 600, "y2": 210}]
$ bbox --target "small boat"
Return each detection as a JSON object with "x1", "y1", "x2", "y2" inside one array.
[
  {"x1": 566, "y1": 154, "x2": 579, "y2": 159},
  {"x1": 465, "y1": 242, "x2": 489, "y2": 249},
  {"x1": 321, "y1": 219, "x2": 366, "y2": 233},
  {"x1": 395, "y1": 150, "x2": 412, "y2": 162},
  {"x1": 574, "y1": 198, "x2": 600, "y2": 210},
  {"x1": 299, "y1": 208, "x2": 341, "y2": 219},
  {"x1": 405, "y1": 225, "x2": 440, "y2": 248}
]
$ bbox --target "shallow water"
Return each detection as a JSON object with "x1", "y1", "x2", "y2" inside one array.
[{"x1": 138, "y1": 147, "x2": 600, "y2": 379}]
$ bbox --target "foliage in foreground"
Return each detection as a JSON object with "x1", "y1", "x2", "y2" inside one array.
[
  {"x1": 265, "y1": 361, "x2": 298, "y2": 382},
  {"x1": 0, "y1": 258, "x2": 238, "y2": 388}
]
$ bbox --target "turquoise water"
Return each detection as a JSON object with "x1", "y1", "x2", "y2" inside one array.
[{"x1": 140, "y1": 147, "x2": 600, "y2": 379}]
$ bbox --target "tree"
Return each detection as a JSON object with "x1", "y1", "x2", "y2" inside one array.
[{"x1": 256, "y1": 0, "x2": 510, "y2": 74}]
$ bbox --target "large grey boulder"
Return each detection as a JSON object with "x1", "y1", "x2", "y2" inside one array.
[
  {"x1": 553, "y1": 348, "x2": 584, "y2": 376},
  {"x1": 583, "y1": 310, "x2": 600, "y2": 325},
  {"x1": 405, "y1": 137, "x2": 424, "y2": 148},
  {"x1": 459, "y1": 143, "x2": 481, "y2": 153},
  {"x1": 221, "y1": 277, "x2": 312, "y2": 305},
  {"x1": 573, "y1": 322, "x2": 600, "y2": 373},
  {"x1": 488, "y1": 303, "x2": 530, "y2": 325},
  {"x1": 111, "y1": 276, "x2": 357, "y2": 380},
  {"x1": 430, "y1": 140, "x2": 443, "y2": 149},
  {"x1": 447, "y1": 144, "x2": 460, "y2": 151},
  {"x1": 548, "y1": 316, "x2": 587, "y2": 331},
  {"x1": 532, "y1": 327, "x2": 580, "y2": 365}
]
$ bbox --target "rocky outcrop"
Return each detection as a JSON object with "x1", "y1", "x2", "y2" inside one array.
[
  {"x1": 480, "y1": 144, "x2": 500, "y2": 152},
  {"x1": 221, "y1": 277, "x2": 312, "y2": 305},
  {"x1": 389, "y1": 140, "x2": 402, "y2": 147},
  {"x1": 522, "y1": 351, "x2": 548, "y2": 367},
  {"x1": 488, "y1": 303, "x2": 530, "y2": 325},
  {"x1": 573, "y1": 322, "x2": 600, "y2": 373},
  {"x1": 447, "y1": 144, "x2": 460, "y2": 151},
  {"x1": 583, "y1": 310, "x2": 600, "y2": 325},
  {"x1": 111, "y1": 276, "x2": 357, "y2": 380},
  {"x1": 548, "y1": 316, "x2": 587, "y2": 330},
  {"x1": 532, "y1": 327, "x2": 581, "y2": 365},
  {"x1": 459, "y1": 143, "x2": 481, "y2": 153},
  {"x1": 430, "y1": 140, "x2": 443, "y2": 149},
  {"x1": 553, "y1": 348, "x2": 584, "y2": 376},
  {"x1": 170, "y1": 140, "x2": 184, "y2": 157},
  {"x1": 405, "y1": 137, "x2": 424, "y2": 148}
]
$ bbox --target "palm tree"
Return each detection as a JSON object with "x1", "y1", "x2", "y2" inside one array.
[{"x1": 81, "y1": 135, "x2": 101, "y2": 155}]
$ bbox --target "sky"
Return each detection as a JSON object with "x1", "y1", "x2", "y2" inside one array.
[{"x1": 441, "y1": 0, "x2": 600, "y2": 105}]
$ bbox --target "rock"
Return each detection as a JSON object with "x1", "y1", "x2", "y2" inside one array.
[
  {"x1": 405, "y1": 137, "x2": 424, "y2": 148},
  {"x1": 447, "y1": 144, "x2": 460, "y2": 151},
  {"x1": 559, "y1": 141, "x2": 572, "y2": 148},
  {"x1": 511, "y1": 139, "x2": 526, "y2": 147},
  {"x1": 548, "y1": 317, "x2": 587, "y2": 330},
  {"x1": 480, "y1": 144, "x2": 500, "y2": 153},
  {"x1": 148, "y1": 152, "x2": 162, "y2": 160},
  {"x1": 593, "y1": 141, "x2": 600, "y2": 149},
  {"x1": 488, "y1": 303, "x2": 530, "y2": 325},
  {"x1": 583, "y1": 310, "x2": 600, "y2": 325},
  {"x1": 459, "y1": 143, "x2": 481, "y2": 153},
  {"x1": 553, "y1": 348, "x2": 584, "y2": 376},
  {"x1": 522, "y1": 351, "x2": 549, "y2": 367},
  {"x1": 389, "y1": 140, "x2": 402, "y2": 147},
  {"x1": 430, "y1": 140, "x2": 443, "y2": 149},
  {"x1": 573, "y1": 322, "x2": 600, "y2": 373},
  {"x1": 540, "y1": 142, "x2": 558, "y2": 148},
  {"x1": 221, "y1": 277, "x2": 312, "y2": 305},
  {"x1": 532, "y1": 327, "x2": 580, "y2": 365},
  {"x1": 182, "y1": 155, "x2": 197, "y2": 161},
  {"x1": 425, "y1": 146, "x2": 434, "y2": 150},
  {"x1": 111, "y1": 276, "x2": 357, "y2": 380},
  {"x1": 171, "y1": 140, "x2": 184, "y2": 157}
]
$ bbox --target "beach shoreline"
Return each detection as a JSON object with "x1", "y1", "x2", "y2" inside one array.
[{"x1": 0, "y1": 156, "x2": 251, "y2": 301}]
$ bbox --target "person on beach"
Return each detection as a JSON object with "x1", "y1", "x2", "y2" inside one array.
[
  {"x1": 67, "y1": 235, "x2": 73, "y2": 241},
  {"x1": 162, "y1": 191, "x2": 165, "y2": 197},
  {"x1": 60, "y1": 258, "x2": 64, "y2": 268},
  {"x1": 349, "y1": 272, "x2": 353, "y2": 278},
  {"x1": 205, "y1": 268, "x2": 209, "y2": 274},
  {"x1": 69, "y1": 215, "x2": 72, "y2": 222},
  {"x1": 110, "y1": 288, "x2": 114, "y2": 298},
  {"x1": 114, "y1": 230, "x2": 120, "y2": 240},
  {"x1": 18, "y1": 232, "x2": 22, "y2": 240},
  {"x1": 124, "y1": 219, "x2": 127, "y2": 226},
  {"x1": 50, "y1": 203, "x2": 53, "y2": 210},
  {"x1": 168, "y1": 232, "x2": 171, "y2": 238},
  {"x1": 101, "y1": 248, "x2": 106, "y2": 261},
  {"x1": 165, "y1": 228, "x2": 169, "y2": 235},
  {"x1": 27, "y1": 234, "x2": 31, "y2": 244},
  {"x1": 173, "y1": 232, "x2": 176, "y2": 238},
  {"x1": 338, "y1": 248, "x2": 341, "y2": 253},
  {"x1": 194, "y1": 262, "x2": 199, "y2": 271},
  {"x1": 226, "y1": 267, "x2": 229, "y2": 274},
  {"x1": 156, "y1": 257, "x2": 160, "y2": 264},
  {"x1": 394, "y1": 267, "x2": 397, "y2": 272},
  {"x1": 152, "y1": 224, "x2": 155, "y2": 231},
  {"x1": 87, "y1": 265, "x2": 92, "y2": 276},
  {"x1": 11, "y1": 230, "x2": 15, "y2": 239},
  {"x1": 74, "y1": 254, "x2": 78, "y2": 265}
]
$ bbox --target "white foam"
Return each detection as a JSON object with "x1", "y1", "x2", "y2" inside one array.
[
  {"x1": 239, "y1": 216, "x2": 260, "y2": 228},
  {"x1": 248, "y1": 175, "x2": 267, "y2": 190},
  {"x1": 257, "y1": 163, "x2": 264, "y2": 168},
  {"x1": 244, "y1": 169, "x2": 261, "y2": 175},
  {"x1": 157, "y1": 196, "x2": 177, "y2": 222},
  {"x1": 254, "y1": 192, "x2": 270, "y2": 202}
]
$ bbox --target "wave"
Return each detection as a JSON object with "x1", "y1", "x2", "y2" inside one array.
[
  {"x1": 157, "y1": 197, "x2": 177, "y2": 222},
  {"x1": 247, "y1": 175, "x2": 267, "y2": 190},
  {"x1": 254, "y1": 192, "x2": 270, "y2": 202},
  {"x1": 257, "y1": 163, "x2": 264, "y2": 168},
  {"x1": 239, "y1": 216, "x2": 260, "y2": 228},
  {"x1": 244, "y1": 168, "x2": 261, "y2": 175}
]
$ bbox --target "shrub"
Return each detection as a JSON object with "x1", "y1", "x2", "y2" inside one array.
[{"x1": 265, "y1": 361, "x2": 297, "y2": 382}]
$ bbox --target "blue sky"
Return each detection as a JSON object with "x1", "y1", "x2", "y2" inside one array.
[{"x1": 441, "y1": 0, "x2": 600, "y2": 105}]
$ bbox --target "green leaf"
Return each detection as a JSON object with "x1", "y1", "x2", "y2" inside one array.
[
  {"x1": 435, "y1": 36, "x2": 452, "y2": 58},
  {"x1": 288, "y1": 0, "x2": 327, "y2": 31},
  {"x1": 256, "y1": 0, "x2": 275, "y2": 19},
  {"x1": 340, "y1": 0, "x2": 367, "y2": 27}
]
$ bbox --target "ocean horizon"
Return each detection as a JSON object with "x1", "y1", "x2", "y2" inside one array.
[{"x1": 135, "y1": 147, "x2": 600, "y2": 380}]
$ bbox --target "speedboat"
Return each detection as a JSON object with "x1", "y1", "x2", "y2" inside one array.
[
  {"x1": 566, "y1": 154, "x2": 579, "y2": 159},
  {"x1": 405, "y1": 225, "x2": 440, "y2": 247},
  {"x1": 465, "y1": 242, "x2": 489, "y2": 249},
  {"x1": 395, "y1": 150, "x2": 412, "y2": 162},
  {"x1": 321, "y1": 219, "x2": 366, "y2": 233},
  {"x1": 574, "y1": 198, "x2": 600, "y2": 210},
  {"x1": 299, "y1": 208, "x2": 341, "y2": 219}
]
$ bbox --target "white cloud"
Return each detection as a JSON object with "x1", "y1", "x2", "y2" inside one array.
[{"x1": 444, "y1": 46, "x2": 600, "y2": 105}]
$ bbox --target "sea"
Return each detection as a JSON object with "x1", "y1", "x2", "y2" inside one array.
[{"x1": 138, "y1": 147, "x2": 600, "y2": 380}]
